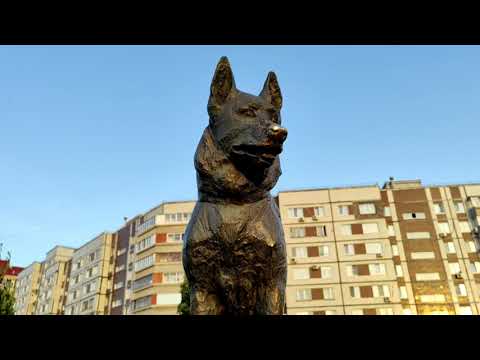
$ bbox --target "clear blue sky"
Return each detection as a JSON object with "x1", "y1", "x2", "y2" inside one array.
[{"x1": 1, "y1": 45, "x2": 479, "y2": 267}]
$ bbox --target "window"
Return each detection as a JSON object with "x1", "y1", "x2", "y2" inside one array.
[
  {"x1": 319, "y1": 245, "x2": 329, "y2": 257},
  {"x1": 136, "y1": 217, "x2": 156, "y2": 235},
  {"x1": 411, "y1": 252, "x2": 435, "y2": 260},
  {"x1": 459, "y1": 306, "x2": 473, "y2": 315},
  {"x1": 388, "y1": 225, "x2": 395, "y2": 236},
  {"x1": 347, "y1": 264, "x2": 385, "y2": 277},
  {"x1": 117, "y1": 248, "x2": 126, "y2": 256},
  {"x1": 157, "y1": 252, "x2": 182, "y2": 263},
  {"x1": 314, "y1": 207, "x2": 325, "y2": 217},
  {"x1": 438, "y1": 222, "x2": 451, "y2": 234},
  {"x1": 467, "y1": 241, "x2": 478, "y2": 253},
  {"x1": 165, "y1": 213, "x2": 189, "y2": 223},
  {"x1": 164, "y1": 272, "x2": 184, "y2": 284},
  {"x1": 366, "y1": 243, "x2": 382, "y2": 255},
  {"x1": 89, "y1": 251, "x2": 96, "y2": 262},
  {"x1": 134, "y1": 254, "x2": 155, "y2": 272},
  {"x1": 114, "y1": 282, "x2": 123, "y2": 290},
  {"x1": 112, "y1": 299, "x2": 123, "y2": 308},
  {"x1": 85, "y1": 265, "x2": 97, "y2": 279},
  {"x1": 362, "y1": 223, "x2": 379, "y2": 234},
  {"x1": 369, "y1": 263, "x2": 386, "y2": 275},
  {"x1": 288, "y1": 208, "x2": 304, "y2": 218},
  {"x1": 134, "y1": 295, "x2": 152, "y2": 310},
  {"x1": 136, "y1": 235, "x2": 155, "y2": 253},
  {"x1": 459, "y1": 221, "x2": 471, "y2": 233},
  {"x1": 384, "y1": 207, "x2": 391, "y2": 217},
  {"x1": 404, "y1": 212, "x2": 426, "y2": 220},
  {"x1": 399, "y1": 286, "x2": 408, "y2": 299},
  {"x1": 346, "y1": 265, "x2": 357, "y2": 276},
  {"x1": 406, "y1": 232, "x2": 430, "y2": 240},
  {"x1": 456, "y1": 284, "x2": 467, "y2": 297},
  {"x1": 433, "y1": 202, "x2": 445, "y2": 214},
  {"x1": 341, "y1": 225, "x2": 352, "y2": 236},
  {"x1": 290, "y1": 227, "x2": 306, "y2": 238},
  {"x1": 291, "y1": 247, "x2": 307, "y2": 258},
  {"x1": 316, "y1": 225, "x2": 327, "y2": 237},
  {"x1": 84, "y1": 281, "x2": 96, "y2": 294},
  {"x1": 446, "y1": 242, "x2": 456, "y2": 254},
  {"x1": 296, "y1": 289, "x2": 312, "y2": 301},
  {"x1": 454, "y1": 202, "x2": 465, "y2": 213},
  {"x1": 349, "y1": 286, "x2": 360, "y2": 298},
  {"x1": 468, "y1": 262, "x2": 480, "y2": 273},
  {"x1": 449, "y1": 262, "x2": 461, "y2": 275},
  {"x1": 293, "y1": 268, "x2": 310, "y2": 280},
  {"x1": 167, "y1": 233, "x2": 184, "y2": 242},
  {"x1": 378, "y1": 308, "x2": 393, "y2": 315},
  {"x1": 338, "y1": 205, "x2": 350, "y2": 216},
  {"x1": 395, "y1": 265, "x2": 403, "y2": 277},
  {"x1": 344, "y1": 244, "x2": 354, "y2": 255},
  {"x1": 321, "y1": 266, "x2": 332, "y2": 279},
  {"x1": 359, "y1": 203, "x2": 375, "y2": 215},
  {"x1": 416, "y1": 273, "x2": 440, "y2": 281},
  {"x1": 133, "y1": 274, "x2": 153, "y2": 291},
  {"x1": 392, "y1": 244, "x2": 399, "y2": 256},
  {"x1": 115, "y1": 264, "x2": 125, "y2": 273},
  {"x1": 323, "y1": 287, "x2": 334, "y2": 300},
  {"x1": 372, "y1": 285, "x2": 390, "y2": 298}
]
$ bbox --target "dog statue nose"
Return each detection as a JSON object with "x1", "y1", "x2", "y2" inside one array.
[{"x1": 269, "y1": 125, "x2": 288, "y2": 142}]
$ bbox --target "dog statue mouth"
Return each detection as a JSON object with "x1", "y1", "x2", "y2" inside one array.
[{"x1": 232, "y1": 143, "x2": 283, "y2": 166}]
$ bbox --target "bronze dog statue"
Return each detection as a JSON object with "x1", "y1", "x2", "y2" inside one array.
[{"x1": 183, "y1": 57, "x2": 288, "y2": 315}]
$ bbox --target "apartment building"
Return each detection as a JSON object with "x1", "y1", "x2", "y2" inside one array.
[
  {"x1": 14, "y1": 262, "x2": 41, "y2": 315},
  {"x1": 109, "y1": 216, "x2": 139, "y2": 315},
  {"x1": 130, "y1": 201, "x2": 195, "y2": 315},
  {"x1": 35, "y1": 246, "x2": 75, "y2": 315},
  {"x1": 64, "y1": 232, "x2": 115, "y2": 315},
  {"x1": 278, "y1": 179, "x2": 480, "y2": 315}
]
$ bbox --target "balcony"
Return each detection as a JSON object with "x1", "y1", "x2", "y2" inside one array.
[
  {"x1": 135, "y1": 213, "x2": 191, "y2": 236},
  {"x1": 135, "y1": 216, "x2": 162, "y2": 236}
]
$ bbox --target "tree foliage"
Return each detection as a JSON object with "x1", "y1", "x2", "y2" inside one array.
[
  {"x1": 177, "y1": 279, "x2": 190, "y2": 315},
  {"x1": 0, "y1": 253, "x2": 15, "y2": 315}
]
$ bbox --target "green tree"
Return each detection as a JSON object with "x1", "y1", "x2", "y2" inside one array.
[
  {"x1": 0, "y1": 250, "x2": 16, "y2": 315},
  {"x1": 177, "y1": 279, "x2": 190, "y2": 315}
]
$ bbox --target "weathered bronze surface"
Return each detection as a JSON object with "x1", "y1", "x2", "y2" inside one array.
[{"x1": 183, "y1": 57, "x2": 288, "y2": 315}]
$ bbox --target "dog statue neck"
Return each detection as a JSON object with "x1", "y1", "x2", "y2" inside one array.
[{"x1": 194, "y1": 127, "x2": 281, "y2": 205}]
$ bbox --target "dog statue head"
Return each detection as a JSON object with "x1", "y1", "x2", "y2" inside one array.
[{"x1": 206, "y1": 56, "x2": 288, "y2": 185}]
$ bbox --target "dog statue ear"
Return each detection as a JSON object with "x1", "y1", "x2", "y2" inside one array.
[
  {"x1": 209, "y1": 56, "x2": 236, "y2": 107},
  {"x1": 260, "y1": 71, "x2": 282, "y2": 110}
]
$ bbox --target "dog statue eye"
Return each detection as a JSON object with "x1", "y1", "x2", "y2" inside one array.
[{"x1": 238, "y1": 108, "x2": 256, "y2": 117}]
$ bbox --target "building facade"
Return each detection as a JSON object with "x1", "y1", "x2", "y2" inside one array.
[
  {"x1": 64, "y1": 232, "x2": 115, "y2": 315},
  {"x1": 130, "y1": 201, "x2": 195, "y2": 315},
  {"x1": 11, "y1": 179, "x2": 480, "y2": 315},
  {"x1": 109, "y1": 216, "x2": 139, "y2": 315},
  {"x1": 35, "y1": 246, "x2": 75, "y2": 315},
  {"x1": 14, "y1": 262, "x2": 41, "y2": 315},
  {"x1": 278, "y1": 179, "x2": 480, "y2": 315}
]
